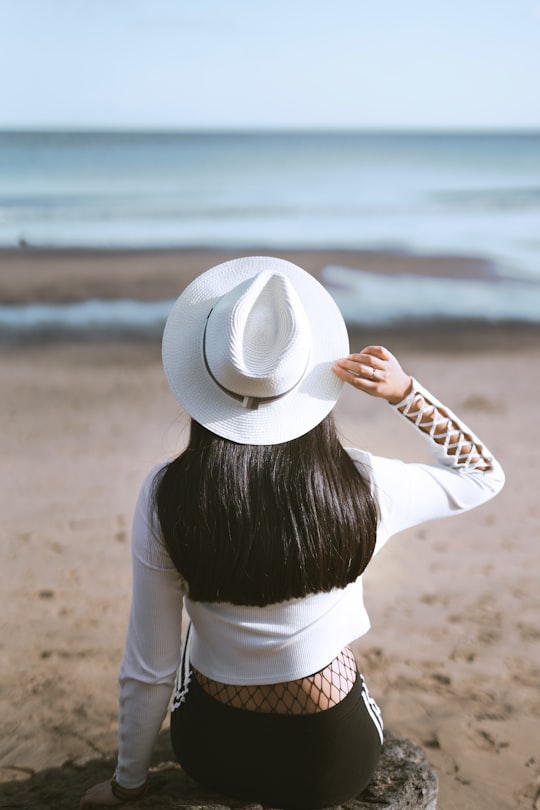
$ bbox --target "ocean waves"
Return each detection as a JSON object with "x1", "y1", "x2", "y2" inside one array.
[
  {"x1": 2, "y1": 268, "x2": 540, "y2": 343},
  {"x1": 0, "y1": 298, "x2": 173, "y2": 341},
  {"x1": 1, "y1": 131, "x2": 539, "y2": 279},
  {"x1": 322, "y1": 267, "x2": 540, "y2": 326}
]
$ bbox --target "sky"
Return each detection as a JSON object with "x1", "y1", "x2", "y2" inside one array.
[{"x1": 1, "y1": 0, "x2": 539, "y2": 131}]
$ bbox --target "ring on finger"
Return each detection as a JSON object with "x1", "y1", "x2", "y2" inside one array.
[{"x1": 370, "y1": 366, "x2": 377, "y2": 379}]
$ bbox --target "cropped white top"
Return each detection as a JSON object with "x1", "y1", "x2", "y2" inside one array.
[{"x1": 115, "y1": 379, "x2": 504, "y2": 787}]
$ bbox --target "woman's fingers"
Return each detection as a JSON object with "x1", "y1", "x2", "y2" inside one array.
[
  {"x1": 333, "y1": 346, "x2": 412, "y2": 403},
  {"x1": 333, "y1": 348, "x2": 386, "y2": 384},
  {"x1": 334, "y1": 356, "x2": 378, "y2": 380},
  {"x1": 333, "y1": 358, "x2": 379, "y2": 392}
]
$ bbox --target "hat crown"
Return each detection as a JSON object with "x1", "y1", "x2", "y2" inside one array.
[
  {"x1": 204, "y1": 271, "x2": 311, "y2": 399},
  {"x1": 161, "y1": 255, "x2": 348, "y2": 444}
]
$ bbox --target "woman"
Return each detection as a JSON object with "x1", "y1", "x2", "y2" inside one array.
[{"x1": 80, "y1": 256, "x2": 504, "y2": 809}]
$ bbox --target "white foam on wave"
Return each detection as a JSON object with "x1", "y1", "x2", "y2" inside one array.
[
  {"x1": 0, "y1": 298, "x2": 174, "y2": 337},
  {"x1": 322, "y1": 266, "x2": 540, "y2": 325},
  {"x1": 1, "y1": 268, "x2": 540, "y2": 341}
]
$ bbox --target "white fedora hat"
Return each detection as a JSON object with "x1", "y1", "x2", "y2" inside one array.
[{"x1": 162, "y1": 256, "x2": 349, "y2": 444}]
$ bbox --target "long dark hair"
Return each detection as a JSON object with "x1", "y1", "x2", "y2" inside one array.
[{"x1": 153, "y1": 415, "x2": 378, "y2": 607}]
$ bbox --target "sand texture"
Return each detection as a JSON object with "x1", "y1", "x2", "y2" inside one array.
[{"x1": 0, "y1": 248, "x2": 539, "y2": 810}]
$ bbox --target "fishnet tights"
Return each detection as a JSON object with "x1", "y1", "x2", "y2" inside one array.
[
  {"x1": 193, "y1": 646, "x2": 358, "y2": 714},
  {"x1": 399, "y1": 388, "x2": 493, "y2": 471}
]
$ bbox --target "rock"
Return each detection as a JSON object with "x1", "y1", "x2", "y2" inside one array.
[
  {"x1": 0, "y1": 732, "x2": 437, "y2": 810},
  {"x1": 348, "y1": 732, "x2": 438, "y2": 809},
  {"x1": 139, "y1": 731, "x2": 438, "y2": 809}
]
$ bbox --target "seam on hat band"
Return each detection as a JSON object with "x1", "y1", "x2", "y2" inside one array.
[{"x1": 202, "y1": 309, "x2": 309, "y2": 411}]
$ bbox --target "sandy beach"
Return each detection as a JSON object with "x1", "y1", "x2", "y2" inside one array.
[{"x1": 1, "y1": 248, "x2": 539, "y2": 810}]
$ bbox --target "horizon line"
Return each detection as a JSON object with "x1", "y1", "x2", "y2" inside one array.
[{"x1": 1, "y1": 125, "x2": 540, "y2": 136}]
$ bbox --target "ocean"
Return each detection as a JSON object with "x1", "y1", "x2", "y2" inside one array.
[{"x1": 1, "y1": 130, "x2": 540, "y2": 335}]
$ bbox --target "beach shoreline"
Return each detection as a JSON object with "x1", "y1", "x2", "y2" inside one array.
[
  {"x1": 3, "y1": 245, "x2": 540, "y2": 352},
  {"x1": 0, "y1": 245, "x2": 500, "y2": 303},
  {"x1": 0, "y1": 247, "x2": 539, "y2": 810}
]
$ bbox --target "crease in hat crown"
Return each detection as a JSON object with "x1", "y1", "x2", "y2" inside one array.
[
  {"x1": 161, "y1": 255, "x2": 349, "y2": 445},
  {"x1": 204, "y1": 271, "x2": 311, "y2": 400}
]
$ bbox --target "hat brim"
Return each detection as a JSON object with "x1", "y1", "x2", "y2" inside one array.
[{"x1": 162, "y1": 256, "x2": 349, "y2": 444}]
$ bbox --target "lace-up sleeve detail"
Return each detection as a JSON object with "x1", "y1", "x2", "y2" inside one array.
[
  {"x1": 393, "y1": 379, "x2": 493, "y2": 472},
  {"x1": 347, "y1": 378, "x2": 505, "y2": 553}
]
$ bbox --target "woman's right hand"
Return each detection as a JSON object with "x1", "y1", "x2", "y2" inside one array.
[{"x1": 333, "y1": 345, "x2": 412, "y2": 404}]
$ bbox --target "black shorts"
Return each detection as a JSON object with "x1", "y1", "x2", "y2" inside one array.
[{"x1": 170, "y1": 641, "x2": 383, "y2": 809}]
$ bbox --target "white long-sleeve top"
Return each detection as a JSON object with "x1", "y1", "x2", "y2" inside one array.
[{"x1": 116, "y1": 379, "x2": 504, "y2": 787}]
